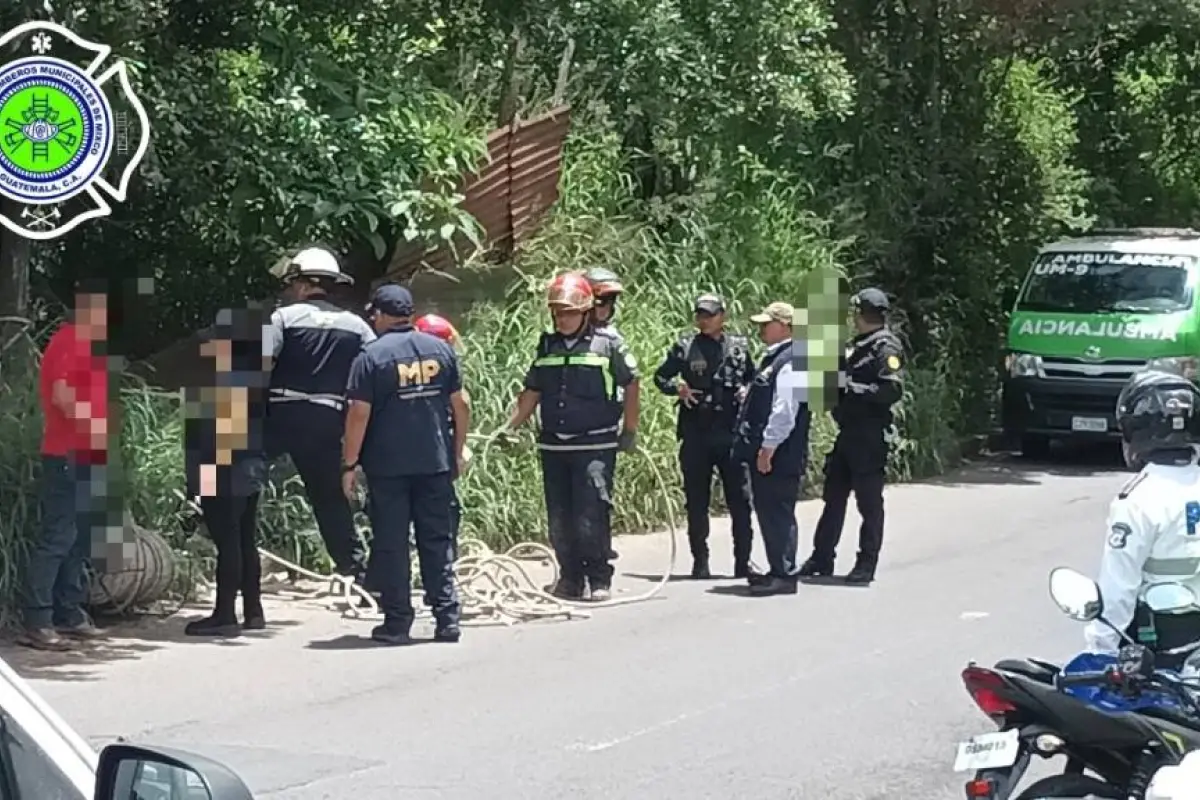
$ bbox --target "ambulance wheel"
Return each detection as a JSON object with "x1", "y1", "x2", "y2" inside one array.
[{"x1": 1019, "y1": 434, "x2": 1051, "y2": 461}]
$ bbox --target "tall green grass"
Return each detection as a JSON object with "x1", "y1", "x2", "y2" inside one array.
[{"x1": 450, "y1": 127, "x2": 966, "y2": 547}]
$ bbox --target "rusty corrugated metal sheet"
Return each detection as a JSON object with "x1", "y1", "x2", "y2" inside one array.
[
  {"x1": 384, "y1": 105, "x2": 571, "y2": 283},
  {"x1": 509, "y1": 110, "x2": 569, "y2": 247}
]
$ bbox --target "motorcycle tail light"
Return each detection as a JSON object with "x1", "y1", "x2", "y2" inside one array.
[
  {"x1": 964, "y1": 777, "x2": 995, "y2": 798},
  {"x1": 962, "y1": 666, "x2": 1018, "y2": 722}
]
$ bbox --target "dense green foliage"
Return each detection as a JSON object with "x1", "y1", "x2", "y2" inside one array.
[{"x1": 0, "y1": 0, "x2": 1198, "y2": 612}]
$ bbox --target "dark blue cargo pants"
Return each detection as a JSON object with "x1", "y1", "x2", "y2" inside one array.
[{"x1": 365, "y1": 471, "x2": 460, "y2": 633}]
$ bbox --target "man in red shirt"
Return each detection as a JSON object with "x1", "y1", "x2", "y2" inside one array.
[{"x1": 18, "y1": 288, "x2": 110, "y2": 651}]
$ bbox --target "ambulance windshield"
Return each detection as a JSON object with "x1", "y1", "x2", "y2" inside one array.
[{"x1": 1018, "y1": 251, "x2": 1195, "y2": 314}]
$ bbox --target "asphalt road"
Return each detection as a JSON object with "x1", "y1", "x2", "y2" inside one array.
[{"x1": 20, "y1": 449, "x2": 1131, "y2": 799}]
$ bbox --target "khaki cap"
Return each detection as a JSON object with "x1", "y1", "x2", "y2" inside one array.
[{"x1": 749, "y1": 301, "x2": 795, "y2": 325}]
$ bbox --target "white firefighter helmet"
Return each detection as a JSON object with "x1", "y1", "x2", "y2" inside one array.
[{"x1": 276, "y1": 246, "x2": 353, "y2": 285}]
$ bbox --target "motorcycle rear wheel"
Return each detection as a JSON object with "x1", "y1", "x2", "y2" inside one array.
[{"x1": 1013, "y1": 773, "x2": 1122, "y2": 799}]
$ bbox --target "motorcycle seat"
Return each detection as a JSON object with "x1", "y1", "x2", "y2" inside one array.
[{"x1": 995, "y1": 658, "x2": 1059, "y2": 683}]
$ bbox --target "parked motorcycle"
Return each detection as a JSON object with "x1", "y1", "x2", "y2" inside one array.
[{"x1": 952, "y1": 568, "x2": 1200, "y2": 799}]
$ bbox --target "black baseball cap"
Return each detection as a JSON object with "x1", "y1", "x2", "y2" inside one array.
[
  {"x1": 367, "y1": 283, "x2": 415, "y2": 317},
  {"x1": 851, "y1": 287, "x2": 890, "y2": 313}
]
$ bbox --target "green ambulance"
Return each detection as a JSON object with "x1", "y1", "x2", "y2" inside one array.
[{"x1": 1002, "y1": 228, "x2": 1200, "y2": 461}]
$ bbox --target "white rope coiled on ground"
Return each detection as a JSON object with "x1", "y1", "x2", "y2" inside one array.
[{"x1": 256, "y1": 434, "x2": 681, "y2": 627}]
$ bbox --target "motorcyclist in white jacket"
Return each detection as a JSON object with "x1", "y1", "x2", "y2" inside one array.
[{"x1": 1086, "y1": 369, "x2": 1200, "y2": 669}]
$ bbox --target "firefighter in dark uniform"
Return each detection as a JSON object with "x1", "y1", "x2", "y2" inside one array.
[
  {"x1": 584, "y1": 267, "x2": 626, "y2": 563},
  {"x1": 732, "y1": 302, "x2": 812, "y2": 596},
  {"x1": 800, "y1": 288, "x2": 904, "y2": 586},
  {"x1": 342, "y1": 284, "x2": 470, "y2": 645},
  {"x1": 583, "y1": 268, "x2": 625, "y2": 343},
  {"x1": 506, "y1": 273, "x2": 640, "y2": 601},
  {"x1": 653, "y1": 293, "x2": 756, "y2": 578},
  {"x1": 264, "y1": 247, "x2": 374, "y2": 582}
]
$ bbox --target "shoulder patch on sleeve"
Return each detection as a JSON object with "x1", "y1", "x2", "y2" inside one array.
[
  {"x1": 1108, "y1": 522, "x2": 1132, "y2": 549},
  {"x1": 886, "y1": 354, "x2": 901, "y2": 371},
  {"x1": 1119, "y1": 471, "x2": 1148, "y2": 500}
]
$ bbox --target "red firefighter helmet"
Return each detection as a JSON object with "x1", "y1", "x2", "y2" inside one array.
[
  {"x1": 415, "y1": 313, "x2": 462, "y2": 349},
  {"x1": 546, "y1": 273, "x2": 594, "y2": 312}
]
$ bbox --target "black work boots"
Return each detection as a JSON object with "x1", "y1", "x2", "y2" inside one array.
[
  {"x1": 545, "y1": 578, "x2": 584, "y2": 600},
  {"x1": 844, "y1": 556, "x2": 876, "y2": 586},
  {"x1": 797, "y1": 555, "x2": 876, "y2": 585},
  {"x1": 544, "y1": 577, "x2": 612, "y2": 601},
  {"x1": 184, "y1": 615, "x2": 241, "y2": 637},
  {"x1": 797, "y1": 557, "x2": 834, "y2": 578}
]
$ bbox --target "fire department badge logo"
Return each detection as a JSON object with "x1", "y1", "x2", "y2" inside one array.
[{"x1": 0, "y1": 22, "x2": 151, "y2": 240}]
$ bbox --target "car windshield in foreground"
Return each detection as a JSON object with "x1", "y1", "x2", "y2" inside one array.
[{"x1": 1017, "y1": 251, "x2": 1196, "y2": 314}]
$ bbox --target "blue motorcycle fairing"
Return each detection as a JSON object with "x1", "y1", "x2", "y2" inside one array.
[{"x1": 1058, "y1": 652, "x2": 1184, "y2": 713}]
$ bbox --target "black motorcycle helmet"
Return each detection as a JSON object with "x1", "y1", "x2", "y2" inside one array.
[{"x1": 1116, "y1": 368, "x2": 1200, "y2": 465}]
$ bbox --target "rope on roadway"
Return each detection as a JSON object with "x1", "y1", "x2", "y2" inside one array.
[{"x1": 255, "y1": 431, "x2": 682, "y2": 627}]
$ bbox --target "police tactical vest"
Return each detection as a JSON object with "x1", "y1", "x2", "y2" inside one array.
[
  {"x1": 532, "y1": 330, "x2": 623, "y2": 450},
  {"x1": 676, "y1": 332, "x2": 750, "y2": 438},
  {"x1": 732, "y1": 341, "x2": 811, "y2": 474},
  {"x1": 835, "y1": 326, "x2": 903, "y2": 430}
]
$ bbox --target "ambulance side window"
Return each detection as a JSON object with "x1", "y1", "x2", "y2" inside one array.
[{"x1": 0, "y1": 709, "x2": 81, "y2": 800}]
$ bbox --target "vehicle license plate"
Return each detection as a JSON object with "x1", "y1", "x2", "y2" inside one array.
[
  {"x1": 1071, "y1": 416, "x2": 1107, "y2": 432},
  {"x1": 953, "y1": 729, "x2": 1020, "y2": 772}
]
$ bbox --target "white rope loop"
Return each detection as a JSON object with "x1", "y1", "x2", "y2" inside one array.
[{"x1": 255, "y1": 435, "x2": 681, "y2": 627}]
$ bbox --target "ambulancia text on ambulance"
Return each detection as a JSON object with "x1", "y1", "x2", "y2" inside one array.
[{"x1": 1001, "y1": 228, "x2": 1200, "y2": 462}]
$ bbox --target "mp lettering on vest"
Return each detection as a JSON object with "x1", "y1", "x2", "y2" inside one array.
[{"x1": 397, "y1": 359, "x2": 441, "y2": 386}]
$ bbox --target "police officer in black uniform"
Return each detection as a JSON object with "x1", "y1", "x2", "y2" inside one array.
[
  {"x1": 800, "y1": 288, "x2": 904, "y2": 586},
  {"x1": 732, "y1": 302, "x2": 812, "y2": 595},
  {"x1": 264, "y1": 247, "x2": 375, "y2": 582},
  {"x1": 654, "y1": 293, "x2": 756, "y2": 578},
  {"x1": 341, "y1": 284, "x2": 469, "y2": 645},
  {"x1": 506, "y1": 273, "x2": 640, "y2": 601}
]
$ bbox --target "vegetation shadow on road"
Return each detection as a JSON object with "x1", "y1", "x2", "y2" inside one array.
[
  {"x1": 915, "y1": 442, "x2": 1127, "y2": 488},
  {"x1": 3, "y1": 611, "x2": 300, "y2": 683}
]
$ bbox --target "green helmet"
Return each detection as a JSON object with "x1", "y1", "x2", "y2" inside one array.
[{"x1": 583, "y1": 268, "x2": 623, "y2": 298}]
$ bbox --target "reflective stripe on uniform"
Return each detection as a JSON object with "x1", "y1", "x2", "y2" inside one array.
[
  {"x1": 1145, "y1": 557, "x2": 1200, "y2": 577},
  {"x1": 532, "y1": 352, "x2": 614, "y2": 397},
  {"x1": 269, "y1": 388, "x2": 345, "y2": 411},
  {"x1": 537, "y1": 441, "x2": 620, "y2": 451}
]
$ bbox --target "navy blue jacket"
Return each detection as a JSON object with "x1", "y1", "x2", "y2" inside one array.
[
  {"x1": 346, "y1": 325, "x2": 460, "y2": 477},
  {"x1": 732, "y1": 341, "x2": 811, "y2": 476}
]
